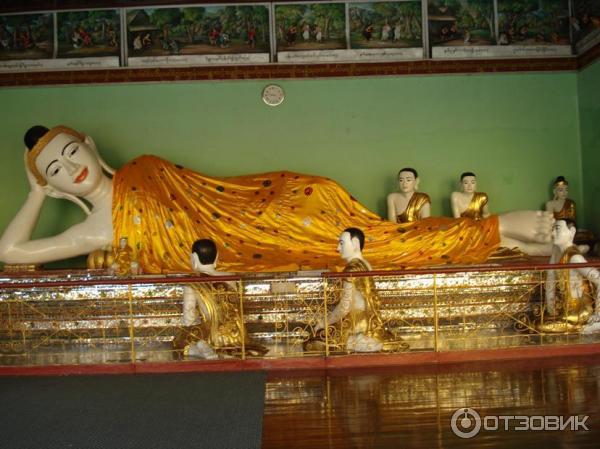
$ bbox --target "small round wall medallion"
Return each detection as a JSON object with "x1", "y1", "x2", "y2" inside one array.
[{"x1": 262, "y1": 84, "x2": 285, "y2": 106}]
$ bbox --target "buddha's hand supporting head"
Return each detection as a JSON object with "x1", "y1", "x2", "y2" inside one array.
[{"x1": 23, "y1": 147, "x2": 44, "y2": 196}]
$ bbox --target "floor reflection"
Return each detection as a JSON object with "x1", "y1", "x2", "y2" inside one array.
[{"x1": 263, "y1": 356, "x2": 600, "y2": 448}]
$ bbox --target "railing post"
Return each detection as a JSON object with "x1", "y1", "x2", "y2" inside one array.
[
  {"x1": 238, "y1": 278, "x2": 246, "y2": 360},
  {"x1": 540, "y1": 268, "x2": 545, "y2": 343},
  {"x1": 433, "y1": 273, "x2": 439, "y2": 353},
  {"x1": 323, "y1": 277, "x2": 329, "y2": 357},
  {"x1": 127, "y1": 283, "x2": 136, "y2": 363}
]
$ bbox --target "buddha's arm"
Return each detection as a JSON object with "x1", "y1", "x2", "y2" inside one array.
[
  {"x1": 482, "y1": 202, "x2": 490, "y2": 218},
  {"x1": 450, "y1": 192, "x2": 461, "y2": 218},
  {"x1": 418, "y1": 202, "x2": 431, "y2": 219},
  {"x1": 0, "y1": 214, "x2": 110, "y2": 264},
  {"x1": 0, "y1": 189, "x2": 46, "y2": 262},
  {"x1": 386, "y1": 194, "x2": 397, "y2": 222}
]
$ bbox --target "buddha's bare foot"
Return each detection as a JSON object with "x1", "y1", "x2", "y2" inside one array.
[{"x1": 499, "y1": 210, "x2": 554, "y2": 244}]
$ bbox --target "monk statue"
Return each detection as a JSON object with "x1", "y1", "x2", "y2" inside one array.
[
  {"x1": 538, "y1": 220, "x2": 600, "y2": 333},
  {"x1": 545, "y1": 176, "x2": 594, "y2": 252},
  {"x1": 308, "y1": 227, "x2": 408, "y2": 352},
  {"x1": 545, "y1": 176, "x2": 576, "y2": 222},
  {"x1": 111, "y1": 236, "x2": 138, "y2": 276},
  {"x1": 173, "y1": 238, "x2": 267, "y2": 358},
  {"x1": 0, "y1": 125, "x2": 555, "y2": 274},
  {"x1": 387, "y1": 168, "x2": 431, "y2": 223},
  {"x1": 450, "y1": 172, "x2": 490, "y2": 220}
]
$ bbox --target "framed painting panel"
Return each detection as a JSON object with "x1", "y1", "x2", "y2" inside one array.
[
  {"x1": 126, "y1": 4, "x2": 270, "y2": 67},
  {"x1": 0, "y1": 12, "x2": 54, "y2": 71},
  {"x1": 572, "y1": 0, "x2": 600, "y2": 54},
  {"x1": 274, "y1": 1, "x2": 348, "y2": 63},
  {"x1": 347, "y1": 0, "x2": 424, "y2": 61},
  {"x1": 496, "y1": 0, "x2": 571, "y2": 57},
  {"x1": 56, "y1": 9, "x2": 121, "y2": 68},
  {"x1": 428, "y1": 0, "x2": 496, "y2": 59}
]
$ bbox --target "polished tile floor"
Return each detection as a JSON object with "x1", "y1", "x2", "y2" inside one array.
[{"x1": 262, "y1": 355, "x2": 600, "y2": 448}]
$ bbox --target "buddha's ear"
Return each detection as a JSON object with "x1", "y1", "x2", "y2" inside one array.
[
  {"x1": 415, "y1": 177, "x2": 420, "y2": 190},
  {"x1": 84, "y1": 134, "x2": 116, "y2": 176}
]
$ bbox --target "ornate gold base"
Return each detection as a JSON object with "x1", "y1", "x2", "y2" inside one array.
[
  {"x1": 2, "y1": 263, "x2": 40, "y2": 273},
  {"x1": 303, "y1": 334, "x2": 409, "y2": 354},
  {"x1": 537, "y1": 321, "x2": 582, "y2": 333},
  {"x1": 0, "y1": 266, "x2": 592, "y2": 366}
]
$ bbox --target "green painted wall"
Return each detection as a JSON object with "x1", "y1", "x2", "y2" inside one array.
[
  {"x1": 578, "y1": 59, "x2": 600, "y2": 235},
  {"x1": 0, "y1": 71, "x2": 582, "y2": 266}
]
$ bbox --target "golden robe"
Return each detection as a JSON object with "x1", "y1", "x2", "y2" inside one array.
[
  {"x1": 339, "y1": 258, "x2": 403, "y2": 348},
  {"x1": 460, "y1": 192, "x2": 488, "y2": 220},
  {"x1": 553, "y1": 199, "x2": 576, "y2": 223},
  {"x1": 113, "y1": 156, "x2": 500, "y2": 273},
  {"x1": 396, "y1": 192, "x2": 430, "y2": 223}
]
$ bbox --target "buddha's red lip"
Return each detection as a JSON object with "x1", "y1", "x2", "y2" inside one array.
[{"x1": 74, "y1": 167, "x2": 88, "y2": 184}]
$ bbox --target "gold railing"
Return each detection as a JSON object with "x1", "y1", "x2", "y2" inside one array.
[{"x1": 0, "y1": 262, "x2": 599, "y2": 366}]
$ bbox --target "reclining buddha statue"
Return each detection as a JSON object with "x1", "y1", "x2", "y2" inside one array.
[{"x1": 0, "y1": 125, "x2": 555, "y2": 273}]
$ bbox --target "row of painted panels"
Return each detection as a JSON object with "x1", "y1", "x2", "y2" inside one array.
[{"x1": 1, "y1": 0, "x2": 599, "y2": 72}]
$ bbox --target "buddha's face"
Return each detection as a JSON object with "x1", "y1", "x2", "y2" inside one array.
[
  {"x1": 34, "y1": 132, "x2": 103, "y2": 197},
  {"x1": 337, "y1": 232, "x2": 356, "y2": 262},
  {"x1": 461, "y1": 176, "x2": 477, "y2": 193},
  {"x1": 551, "y1": 220, "x2": 574, "y2": 247},
  {"x1": 398, "y1": 171, "x2": 417, "y2": 194},
  {"x1": 554, "y1": 185, "x2": 568, "y2": 200}
]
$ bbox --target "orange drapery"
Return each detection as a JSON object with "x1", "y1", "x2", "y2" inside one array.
[{"x1": 113, "y1": 155, "x2": 500, "y2": 273}]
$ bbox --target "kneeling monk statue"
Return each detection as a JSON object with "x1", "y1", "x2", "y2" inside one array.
[
  {"x1": 539, "y1": 220, "x2": 600, "y2": 333},
  {"x1": 173, "y1": 238, "x2": 267, "y2": 358},
  {"x1": 308, "y1": 227, "x2": 408, "y2": 352},
  {"x1": 0, "y1": 125, "x2": 554, "y2": 273}
]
